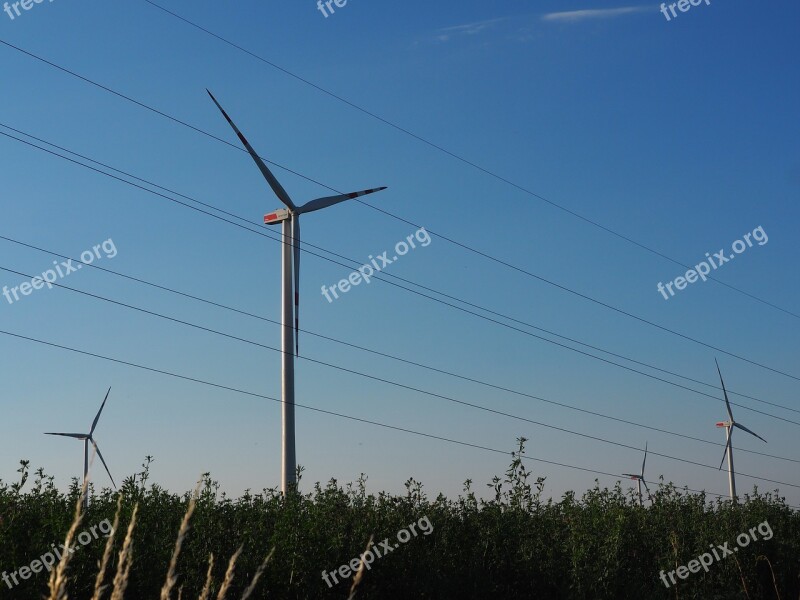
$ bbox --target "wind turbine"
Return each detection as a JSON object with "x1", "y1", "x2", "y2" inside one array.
[
  {"x1": 207, "y1": 90, "x2": 387, "y2": 494},
  {"x1": 622, "y1": 442, "x2": 651, "y2": 506},
  {"x1": 45, "y1": 387, "x2": 116, "y2": 508},
  {"x1": 715, "y1": 359, "x2": 767, "y2": 501}
]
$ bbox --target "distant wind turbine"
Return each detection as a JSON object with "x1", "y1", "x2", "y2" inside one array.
[
  {"x1": 45, "y1": 387, "x2": 116, "y2": 507},
  {"x1": 207, "y1": 90, "x2": 387, "y2": 493},
  {"x1": 715, "y1": 359, "x2": 767, "y2": 501},
  {"x1": 623, "y1": 442, "x2": 651, "y2": 506}
]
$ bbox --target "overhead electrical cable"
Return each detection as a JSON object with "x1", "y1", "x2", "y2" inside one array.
[
  {"x1": 3, "y1": 124, "x2": 800, "y2": 418},
  {"x1": 0, "y1": 44, "x2": 797, "y2": 384},
  {"x1": 3, "y1": 232, "x2": 800, "y2": 467},
  {"x1": 136, "y1": 0, "x2": 800, "y2": 323},
  {"x1": 2, "y1": 264, "x2": 799, "y2": 493},
  {"x1": 3, "y1": 327, "x2": 799, "y2": 508}
]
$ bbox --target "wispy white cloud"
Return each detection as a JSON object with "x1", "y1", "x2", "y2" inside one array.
[
  {"x1": 541, "y1": 7, "x2": 649, "y2": 22},
  {"x1": 433, "y1": 17, "x2": 506, "y2": 42}
]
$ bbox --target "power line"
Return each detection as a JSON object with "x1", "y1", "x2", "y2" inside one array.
[
  {"x1": 2, "y1": 263, "x2": 798, "y2": 492},
  {"x1": 3, "y1": 231, "x2": 799, "y2": 467},
  {"x1": 4, "y1": 121, "x2": 799, "y2": 416},
  {"x1": 2, "y1": 34, "x2": 796, "y2": 507},
  {"x1": 0, "y1": 38, "x2": 335, "y2": 193},
  {"x1": 0, "y1": 43, "x2": 798, "y2": 385},
  {"x1": 3, "y1": 124, "x2": 800, "y2": 422},
  {"x1": 3, "y1": 327, "x2": 797, "y2": 509},
  {"x1": 137, "y1": 0, "x2": 800, "y2": 324}
]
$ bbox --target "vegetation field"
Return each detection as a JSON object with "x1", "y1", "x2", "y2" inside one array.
[{"x1": 1, "y1": 445, "x2": 798, "y2": 599}]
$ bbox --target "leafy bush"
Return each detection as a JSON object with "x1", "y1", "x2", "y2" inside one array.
[{"x1": 0, "y1": 440, "x2": 797, "y2": 599}]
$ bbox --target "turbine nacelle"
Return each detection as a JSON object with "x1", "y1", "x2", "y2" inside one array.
[
  {"x1": 264, "y1": 208, "x2": 291, "y2": 225},
  {"x1": 716, "y1": 420, "x2": 732, "y2": 428}
]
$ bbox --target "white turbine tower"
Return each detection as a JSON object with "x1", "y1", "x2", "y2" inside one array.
[
  {"x1": 622, "y1": 442, "x2": 651, "y2": 506},
  {"x1": 715, "y1": 359, "x2": 767, "y2": 501},
  {"x1": 45, "y1": 387, "x2": 116, "y2": 508},
  {"x1": 207, "y1": 90, "x2": 387, "y2": 494}
]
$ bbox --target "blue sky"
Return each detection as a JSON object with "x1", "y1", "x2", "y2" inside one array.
[{"x1": 1, "y1": 0, "x2": 798, "y2": 506}]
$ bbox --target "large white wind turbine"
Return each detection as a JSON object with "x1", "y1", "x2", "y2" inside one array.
[
  {"x1": 45, "y1": 387, "x2": 116, "y2": 507},
  {"x1": 715, "y1": 359, "x2": 767, "y2": 501},
  {"x1": 622, "y1": 442, "x2": 651, "y2": 506},
  {"x1": 207, "y1": 90, "x2": 387, "y2": 493}
]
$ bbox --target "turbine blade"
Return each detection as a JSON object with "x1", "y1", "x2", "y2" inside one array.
[
  {"x1": 715, "y1": 358, "x2": 734, "y2": 421},
  {"x1": 296, "y1": 187, "x2": 387, "y2": 216},
  {"x1": 92, "y1": 441, "x2": 116, "y2": 489},
  {"x1": 292, "y1": 215, "x2": 300, "y2": 355},
  {"x1": 733, "y1": 422, "x2": 767, "y2": 444},
  {"x1": 90, "y1": 387, "x2": 111, "y2": 435},
  {"x1": 44, "y1": 432, "x2": 88, "y2": 439},
  {"x1": 641, "y1": 442, "x2": 648, "y2": 478},
  {"x1": 641, "y1": 479, "x2": 652, "y2": 499},
  {"x1": 206, "y1": 90, "x2": 296, "y2": 211},
  {"x1": 719, "y1": 431, "x2": 732, "y2": 470}
]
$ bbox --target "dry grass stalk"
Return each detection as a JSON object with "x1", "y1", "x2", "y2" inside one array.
[
  {"x1": 109, "y1": 503, "x2": 139, "y2": 600},
  {"x1": 756, "y1": 555, "x2": 782, "y2": 600},
  {"x1": 160, "y1": 488, "x2": 199, "y2": 600},
  {"x1": 215, "y1": 546, "x2": 243, "y2": 600},
  {"x1": 240, "y1": 547, "x2": 275, "y2": 600},
  {"x1": 197, "y1": 554, "x2": 215, "y2": 600},
  {"x1": 90, "y1": 494, "x2": 123, "y2": 600},
  {"x1": 47, "y1": 478, "x2": 88, "y2": 600},
  {"x1": 732, "y1": 552, "x2": 751, "y2": 599},
  {"x1": 347, "y1": 535, "x2": 374, "y2": 600}
]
